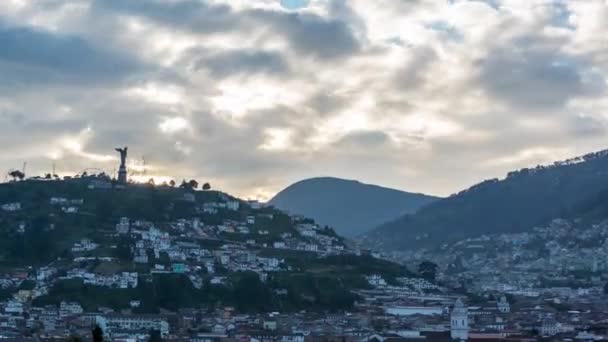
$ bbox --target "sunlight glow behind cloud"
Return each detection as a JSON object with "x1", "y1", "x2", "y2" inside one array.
[
  {"x1": 127, "y1": 83, "x2": 184, "y2": 105},
  {"x1": 1, "y1": 0, "x2": 608, "y2": 199},
  {"x1": 159, "y1": 117, "x2": 189, "y2": 134}
]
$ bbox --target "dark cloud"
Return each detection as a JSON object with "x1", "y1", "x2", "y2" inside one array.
[
  {"x1": 477, "y1": 42, "x2": 605, "y2": 110},
  {"x1": 92, "y1": 0, "x2": 236, "y2": 34},
  {"x1": 94, "y1": 0, "x2": 360, "y2": 60},
  {"x1": 194, "y1": 49, "x2": 289, "y2": 78},
  {"x1": 0, "y1": 23, "x2": 141, "y2": 85},
  {"x1": 250, "y1": 10, "x2": 360, "y2": 59},
  {"x1": 332, "y1": 130, "x2": 392, "y2": 149},
  {"x1": 568, "y1": 114, "x2": 607, "y2": 137},
  {"x1": 304, "y1": 92, "x2": 350, "y2": 116},
  {"x1": 394, "y1": 46, "x2": 438, "y2": 89},
  {"x1": 328, "y1": 0, "x2": 367, "y2": 39}
]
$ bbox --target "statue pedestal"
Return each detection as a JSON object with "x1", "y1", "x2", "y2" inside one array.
[{"x1": 118, "y1": 165, "x2": 127, "y2": 184}]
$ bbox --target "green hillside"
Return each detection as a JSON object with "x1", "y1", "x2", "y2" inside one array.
[{"x1": 0, "y1": 177, "x2": 412, "y2": 313}]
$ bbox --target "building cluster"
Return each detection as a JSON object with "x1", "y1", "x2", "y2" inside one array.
[
  {"x1": 110, "y1": 216, "x2": 344, "y2": 287},
  {"x1": 394, "y1": 219, "x2": 608, "y2": 299},
  {"x1": 0, "y1": 191, "x2": 393, "y2": 340},
  {"x1": 50, "y1": 197, "x2": 84, "y2": 214},
  {"x1": 355, "y1": 280, "x2": 608, "y2": 341},
  {"x1": 62, "y1": 270, "x2": 139, "y2": 289},
  {"x1": 2, "y1": 282, "x2": 606, "y2": 341},
  {"x1": 378, "y1": 218, "x2": 608, "y2": 340},
  {"x1": 2, "y1": 186, "x2": 608, "y2": 341}
]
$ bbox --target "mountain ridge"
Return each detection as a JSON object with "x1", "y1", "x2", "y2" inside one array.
[
  {"x1": 362, "y1": 148, "x2": 608, "y2": 251},
  {"x1": 269, "y1": 177, "x2": 439, "y2": 237}
]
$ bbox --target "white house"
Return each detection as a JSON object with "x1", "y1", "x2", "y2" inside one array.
[
  {"x1": 226, "y1": 201, "x2": 240, "y2": 211},
  {"x1": 366, "y1": 275, "x2": 387, "y2": 287},
  {"x1": 60, "y1": 301, "x2": 84, "y2": 317},
  {"x1": 1, "y1": 203, "x2": 21, "y2": 212}
]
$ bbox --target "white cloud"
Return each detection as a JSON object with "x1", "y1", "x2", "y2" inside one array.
[
  {"x1": 127, "y1": 83, "x2": 185, "y2": 105},
  {"x1": 210, "y1": 79, "x2": 307, "y2": 119},
  {"x1": 159, "y1": 117, "x2": 189, "y2": 134}
]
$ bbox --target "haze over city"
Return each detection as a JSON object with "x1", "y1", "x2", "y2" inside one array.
[{"x1": 2, "y1": 0, "x2": 607, "y2": 200}]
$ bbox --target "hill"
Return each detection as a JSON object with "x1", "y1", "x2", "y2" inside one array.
[
  {"x1": 268, "y1": 177, "x2": 439, "y2": 237},
  {"x1": 0, "y1": 177, "x2": 414, "y2": 313},
  {"x1": 362, "y1": 149, "x2": 608, "y2": 251}
]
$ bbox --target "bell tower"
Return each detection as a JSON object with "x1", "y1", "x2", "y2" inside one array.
[
  {"x1": 451, "y1": 298, "x2": 469, "y2": 341},
  {"x1": 497, "y1": 295, "x2": 510, "y2": 313}
]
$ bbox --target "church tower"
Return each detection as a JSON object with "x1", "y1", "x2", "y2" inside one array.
[
  {"x1": 451, "y1": 298, "x2": 469, "y2": 341},
  {"x1": 497, "y1": 295, "x2": 510, "y2": 313}
]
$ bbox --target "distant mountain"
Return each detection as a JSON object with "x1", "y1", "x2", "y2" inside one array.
[
  {"x1": 268, "y1": 177, "x2": 439, "y2": 237},
  {"x1": 362, "y1": 149, "x2": 608, "y2": 251}
]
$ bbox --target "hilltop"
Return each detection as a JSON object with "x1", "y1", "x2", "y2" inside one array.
[
  {"x1": 269, "y1": 177, "x2": 438, "y2": 237},
  {"x1": 0, "y1": 176, "x2": 413, "y2": 313},
  {"x1": 362, "y1": 149, "x2": 608, "y2": 251}
]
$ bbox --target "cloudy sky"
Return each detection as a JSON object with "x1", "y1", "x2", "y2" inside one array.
[{"x1": 1, "y1": 0, "x2": 607, "y2": 200}]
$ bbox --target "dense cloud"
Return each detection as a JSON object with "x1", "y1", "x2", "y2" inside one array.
[
  {"x1": 195, "y1": 49, "x2": 289, "y2": 78},
  {"x1": 92, "y1": 0, "x2": 236, "y2": 33},
  {"x1": 477, "y1": 37, "x2": 605, "y2": 110},
  {"x1": 0, "y1": 0, "x2": 607, "y2": 200},
  {"x1": 0, "y1": 23, "x2": 141, "y2": 86}
]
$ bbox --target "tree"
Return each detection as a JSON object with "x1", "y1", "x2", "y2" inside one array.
[
  {"x1": 95, "y1": 198, "x2": 115, "y2": 223},
  {"x1": 233, "y1": 272, "x2": 274, "y2": 312},
  {"x1": 169, "y1": 180, "x2": 176, "y2": 187},
  {"x1": 92, "y1": 325, "x2": 103, "y2": 342},
  {"x1": 8, "y1": 170, "x2": 25, "y2": 181},
  {"x1": 371, "y1": 318, "x2": 390, "y2": 332},
  {"x1": 115, "y1": 237, "x2": 134, "y2": 261},
  {"x1": 418, "y1": 261, "x2": 438, "y2": 282},
  {"x1": 147, "y1": 178, "x2": 156, "y2": 187},
  {"x1": 188, "y1": 179, "x2": 199, "y2": 189},
  {"x1": 202, "y1": 182, "x2": 211, "y2": 191},
  {"x1": 148, "y1": 329, "x2": 162, "y2": 342},
  {"x1": 44, "y1": 173, "x2": 52, "y2": 179}
]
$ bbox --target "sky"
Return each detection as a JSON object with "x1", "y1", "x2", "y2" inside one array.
[{"x1": 0, "y1": 0, "x2": 607, "y2": 200}]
